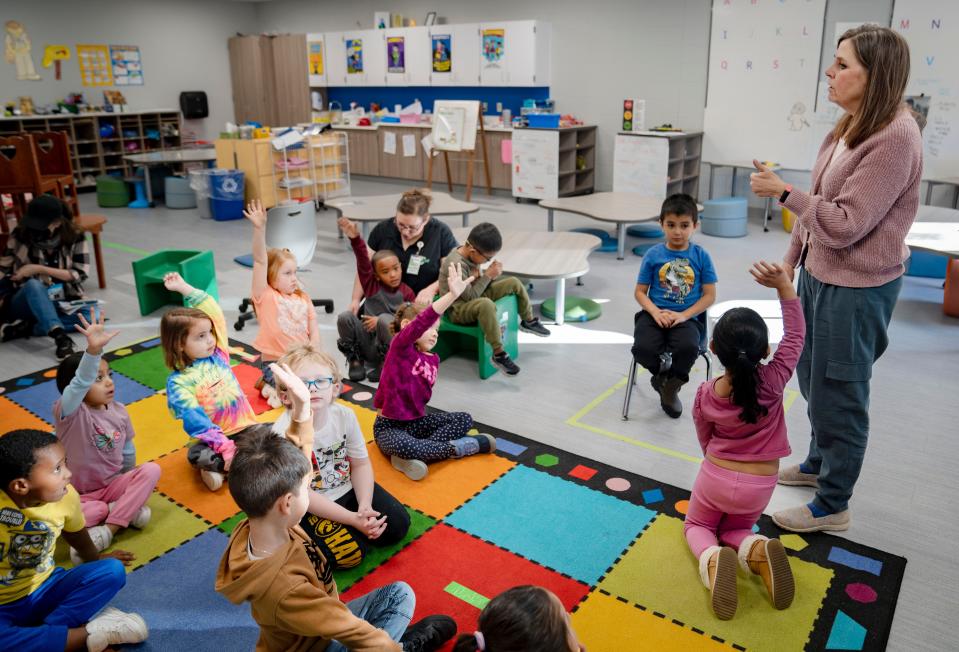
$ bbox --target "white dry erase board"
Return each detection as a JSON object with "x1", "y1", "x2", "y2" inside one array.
[
  {"x1": 431, "y1": 100, "x2": 479, "y2": 151},
  {"x1": 893, "y1": 0, "x2": 959, "y2": 180},
  {"x1": 703, "y1": 0, "x2": 827, "y2": 170}
]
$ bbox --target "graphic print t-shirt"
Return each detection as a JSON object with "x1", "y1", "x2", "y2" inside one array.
[{"x1": 637, "y1": 243, "x2": 717, "y2": 311}]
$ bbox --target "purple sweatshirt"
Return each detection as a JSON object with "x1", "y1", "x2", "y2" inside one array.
[
  {"x1": 692, "y1": 298, "x2": 805, "y2": 462},
  {"x1": 373, "y1": 306, "x2": 440, "y2": 420}
]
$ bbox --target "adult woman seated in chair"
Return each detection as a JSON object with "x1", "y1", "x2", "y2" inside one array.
[{"x1": 0, "y1": 195, "x2": 89, "y2": 360}]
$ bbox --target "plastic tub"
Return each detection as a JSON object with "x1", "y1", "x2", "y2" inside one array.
[
  {"x1": 164, "y1": 176, "x2": 197, "y2": 209},
  {"x1": 526, "y1": 113, "x2": 561, "y2": 129}
]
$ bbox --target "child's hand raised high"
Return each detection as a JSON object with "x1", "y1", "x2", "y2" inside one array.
[
  {"x1": 445, "y1": 262, "x2": 475, "y2": 298},
  {"x1": 243, "y1": 199, "x2": 267, "y2": 229},
  {"x1": 750, "y1": 260, "x2": 797, "y2": 299},
  {"x1": 163, "y1": 272, "x2": 195, "y2": 296},
  {"x1": 337, "y1": 217, "x2": 360, "y2": 240},
  {"x1": 75, "y1": 308, "x2": 119, "y2": 355},
  {"x1": 269, "y1": 363, "x2": 312, "y2": 422}
]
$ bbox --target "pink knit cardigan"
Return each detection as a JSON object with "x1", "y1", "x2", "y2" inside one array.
[{"x1": 783, "y1": 109, "x2": 923, "y2": 288}]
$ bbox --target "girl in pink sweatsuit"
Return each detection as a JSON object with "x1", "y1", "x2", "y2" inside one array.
[{"x1": 686, "y1": 261, "x2": 805, "y2": 621}]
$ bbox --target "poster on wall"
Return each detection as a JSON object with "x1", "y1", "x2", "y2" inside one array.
[
  {"x1": 109, "y1": 45, "x2": 143, "y2": 85},
  {"x1": 482, "y1": 28, "x2": 504, "y2": 67},
  {"x1": 387, "y1": 36, "x2": 405, "y2": 73},
  {"x1": 346, "y1": 38, "x2": 363, "y2": 74},
  {"x1": 4, "y1": 20, "x2": 41, "y2": 80},
  {"x1": 308, "y1": 39, "x2": 323, "y2": 76},
  {"x1": 432, "y1": 34, "x2": 451, "y2": 73},
  {"x1": 76, "y1": 44, "x2": 113, "y2": 86}
]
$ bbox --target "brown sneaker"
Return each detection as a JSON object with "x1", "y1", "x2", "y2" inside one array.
[
  {"x1": 778, "y1": 464, "x2": 819, "y2": 488},
  {"x1": 741, "y1": 536, "x2": 795, "y2": 610},
  {"x1": 700, "y1": 546, "x2": 738, "y2": 620},
  {"x1": 772, "y1": 504, "x2": 850, "y2": 533}
]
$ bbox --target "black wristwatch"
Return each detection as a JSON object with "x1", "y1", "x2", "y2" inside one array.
[{"x1": 779, "y1": 184, "x2": 793, "y2": 204}]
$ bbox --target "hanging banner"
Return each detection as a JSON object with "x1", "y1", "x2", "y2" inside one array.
[
  {"x1": 482, "y1": 28, "x2": 504, "y2": 66},
  {"x1": 346, "y1": 38, "x2": 363, "y2": 74},
  {"x1": 110, "y1": 45, "x2": 143, "y2": 85},
  {"x1": 76, "y1": 44, "x2": 112, "y2": 86},
  {"x1": 432, "y1": 34, "x2": 451, "y2": 73},
  {"x1": 387, "y1": 36, "x2": 405, "y2": 73}
]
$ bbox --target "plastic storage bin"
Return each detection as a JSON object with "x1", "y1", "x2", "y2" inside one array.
[
  {"x1": 905, "y1": 250, "x2": 948, "y2": 278},
  {"x1": 701, "y1": 197, "x2": 748, "y2": 238},
  {"x1": 132, "y1": 249, "x2": 218, "y2": 315},
  {"x1": 189, "y1": 169, "x2": 213, "y2": 218},
  {"x1": 96, "y1": 175, "x2": 129, "y2": 207},
  {"x1": 209, "y1": 169, "x2": 245, "y2": 221},
  {"x1": 526, "y1": 113, "x2": 561, "y2": 129},
  {"x1": 164, "y1": 176, "x2": 197, "y2": 209}
]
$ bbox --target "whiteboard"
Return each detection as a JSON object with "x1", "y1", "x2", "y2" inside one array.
[
  {"x1": 511, "y1": 129, "x2": 559, "y2": 199},
  {"x1": 613, "y1": 135, "x2": 668, "y2": 197},
  {"x1": 431, "y1": 100, "x2": 479, "y2": 151},
  {"x1": 893, "y1": 0, "x2": 959, "y2": 180},
  {"x1": 703, "y1": 0, "x2": 827, "y2": 170}
]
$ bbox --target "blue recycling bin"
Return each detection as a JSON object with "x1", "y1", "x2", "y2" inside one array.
[{"x1": 209, "y1": 169, "x2": 245, "y2": 221}]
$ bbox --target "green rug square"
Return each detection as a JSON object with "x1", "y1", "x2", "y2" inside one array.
[
  {"x1": 334, "y1": 508, "x2": 436, "y2": 591},
  {"x1": 109, "y1": 346, "x2": 169, "y2": 391},
  {"x1": 218, "y1": 511, "x2": 248, "y2": 536},
  {"x1": 597, "y1": 514, "x2": 834, "y2": 651}
]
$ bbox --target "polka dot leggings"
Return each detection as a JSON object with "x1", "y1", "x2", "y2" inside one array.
[{"x1": 374, "y1": 412, "x2": 473, "y2": 462}]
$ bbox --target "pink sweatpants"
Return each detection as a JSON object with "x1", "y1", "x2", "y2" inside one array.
[
  {"x1": 684, "y1": 459, "x2": 778, "y2": 558},
  {"x1": 80, "y1": 462, "x2": 162, "y2": 528}
]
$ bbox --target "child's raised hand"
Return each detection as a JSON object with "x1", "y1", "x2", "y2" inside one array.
[
  {"x1": 445, "y1": 262, "x2": 475, "y2": 298},
  {"x1": 269, "y1": 363, "x2": 311, "y2": 420},
  {"x1": 162, "y1": 272, "x2": 193, "y2": 295},
  {"x1": 75, "y1": 308, "x2": 118, "y2": 355},
  {"x1": 337, "y1": 217, "x2": 360, "y2": 239},
  {"x1": 750, "y1": 260, "x2": 791, "y2": 290},
  {"x1": 243, "y1": 199, "x2": 267, "y2": 229}
]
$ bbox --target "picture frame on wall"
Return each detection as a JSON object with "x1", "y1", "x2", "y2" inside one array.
[
  {"x1": 425, "y1": 12, "x2": 437, "y2": 26},
  {"x1": 374, "y1": 12, "x2": 389, "y2": 29}
]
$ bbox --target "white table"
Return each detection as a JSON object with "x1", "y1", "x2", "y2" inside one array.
[
  {"x1": 706, "y1": 160, "x2": 788, "y2": 232},
  {"x1": 906, "y1": 221, "x2": 959, "y2": 318},
  {"x1": 123, "y1": 147, "x2": 216, "y2": 206},
  {"x1": 538, "y1": 192, "x2": 702, "y2": 261},
  {"x1": 326, "y1": 190, "x2": 480, "y2": 238},
  {"x1": 452, "y1": 227, "x2": 601, "y2": 325},
  {"x1": 708, "y1": 299, "x2": 785, "y2": 345}
]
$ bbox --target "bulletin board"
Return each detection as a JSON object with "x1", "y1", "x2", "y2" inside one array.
[
  {"x1": 76, "y1": 44, "x2": 112, "y2": 86},
  {"x1": 702, "y1": 0, "x2": 827, "y2": 170},
  {"x1": 109, "y1": 45, "x2": 143, "y2": 85},
  {"x1": 431, "y1": 100, "x2": 479, "y2": 151}
]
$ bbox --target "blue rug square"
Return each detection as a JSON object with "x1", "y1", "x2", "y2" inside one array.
[
  {"x1": 110, "y1": 528, "x2": 259, "y2": 651},
  {"x1": 445, "y1": 466, "x2": 656, "y2": 584},
  {"x1": 7, "y1": 374, "x2": 156, "y2": 423}
]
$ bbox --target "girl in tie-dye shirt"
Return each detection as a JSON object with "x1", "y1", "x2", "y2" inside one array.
[{"x1": 160, "y1": 272, "x2": 257, "y2": 491}]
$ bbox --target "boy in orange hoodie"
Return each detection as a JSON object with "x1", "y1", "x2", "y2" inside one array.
[{"x1": 215, "y1": 364, "x2": 455, "y2": 652}]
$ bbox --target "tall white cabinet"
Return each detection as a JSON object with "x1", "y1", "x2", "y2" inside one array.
[
  {"x1": 325, "y1": 30, "x2": 386, "y2": 86},
  {"x1": 428, "y1": 24, "x2": 480, "y2": 86},
  {"x1": 478, "y1": 21, "x2": 550, "y2": 87},
  {"x1": 383, "y1": 27, "x2": 431, "y2": 86}
]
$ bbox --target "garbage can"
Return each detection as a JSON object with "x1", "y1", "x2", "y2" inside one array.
[
  {"x1": 189, "y1": 169, "x2": 214, "y2": 218},
  {"x1": 209, "y1": 169, "x2": 245, "y2": 221}
]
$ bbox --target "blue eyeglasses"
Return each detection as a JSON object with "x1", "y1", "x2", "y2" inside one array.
[{"x1": 301, "y1": 377, "x2": 334, "y2": 390}]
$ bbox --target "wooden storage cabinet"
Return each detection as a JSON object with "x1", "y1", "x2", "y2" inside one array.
[
  {"x1": 335, "y1": 128, "x2": 379, "y2": 176},
  {"x1": 228, "y1": 34, "x2": 310, "y2": 126},
  {"x1": 376, "y1": 126, "x2": 426, "y2": 180}
]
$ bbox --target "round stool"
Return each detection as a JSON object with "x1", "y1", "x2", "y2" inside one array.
[
  {"x1": 632, "y1": 243, "x2": 657, "y2": 257},
  {"x1": 570, "y1": 227, "x2": 618, "y2": 253},
  {"x1": 701, "y1": 197, "x2": 748, "y2": 238},
  {"x1": 626, "y1": 223, "x2": 664, "y2": 238},
  {"x1": 541, "y1": 296, "x2": 602, "y2": 322}
]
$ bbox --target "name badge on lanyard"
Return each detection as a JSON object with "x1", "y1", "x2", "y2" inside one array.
[{"x1": 407, "y1": 241, "x2": 426, "y2": 276}]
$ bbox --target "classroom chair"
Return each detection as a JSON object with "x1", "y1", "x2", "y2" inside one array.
[
  {"x1": 132, "y1": 249, "x2": 218, "y2": 316},
  {"x1": 31, "y1": 131, "x2": 80, "y2": 218},
  {"x1": 74, "y1": 214, "x2": 108, "y2": 290},
  {"x1": 433, "y1": 294, "x2": 519, "y2": 379},
  {"x1": 622, "y1": 312, "x2": 711, "y2": 420},
  {"x1": 0, "y1": 135, "x2": 62, "y2": 222}
]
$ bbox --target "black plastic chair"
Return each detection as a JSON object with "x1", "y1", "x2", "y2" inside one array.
[{"x1": 234, "y1": 297, "x2": 334, "y2": 331}]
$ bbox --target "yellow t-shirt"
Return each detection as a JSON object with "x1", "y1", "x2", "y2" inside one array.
[{"x1": 0, "y1": 486, "x2": 85, "y2": 604}]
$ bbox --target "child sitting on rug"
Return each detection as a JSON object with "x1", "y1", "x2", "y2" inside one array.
[
  {"x1": 216, "y1": 364, "x2": 456, "y2": 652},
  {"x1": 374, "y1": 263, "x2": 496, "y2": 481},
  {"x1": 243, "y1": 199, "x2": 322, "y2": 406},
  {"x1": 451, "y1": 585, "x2": 584, "y2": 652},
  {"x1": 54, "y1": 309, "x2": 161, "y2": 564},
  {"x1": 438, "y1": 222, "x2": 550, "y2": 376},
  {"x1": 685, "y1": 261, "x2": 804, "y2": 620},
  {"x1": 336, "y1": 216, "x2": 416, "y2": 383},
  {"x1": 632, "y1": 193, "x2": 717, "y2": 418},
  {"x1": 160, "y1": 272, "x2": 258, "y2": 493},
  {"x1": 0, "y1": 429, "x2": 148, "y2": 652},
  {"x1": 270, "y1": 344, "x2": 410, "y2": 569}
]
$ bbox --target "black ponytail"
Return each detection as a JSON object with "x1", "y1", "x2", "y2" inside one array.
[
  {"x1": 711, "y1": 307, "x2": 769, "y2": 424},
  {"x1": 451, "y1": 585, "x2": 571, "y2": 652}
]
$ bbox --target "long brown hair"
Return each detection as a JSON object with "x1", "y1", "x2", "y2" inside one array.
[
  {"x1": 13, "y1": 196, "x2": 82, "y2": 246},
  {"x1": 832, "y1": 25, "x2": 912, "y2": 148},
  {"x1": 160, "y1": 307, "x2": 215, "y2": 371}
]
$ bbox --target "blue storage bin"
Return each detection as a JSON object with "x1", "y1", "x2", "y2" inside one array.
[
  {"x1": 526, "y1": 113, "x2": 561, "y2": 129},
  {"x1": 701, "y1": 197, "x2": 748, "y2": 238},
  {"x1": 209, "y1": 169, "x2": 245, "y2": 221},
  {"x1": 905, "y1": 250, "x2": 947, "y2": 278}
]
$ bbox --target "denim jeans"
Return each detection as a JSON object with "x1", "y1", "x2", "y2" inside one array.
[
  {"x1": 7, "y1": 278, "x2": 95, "y2": 335},
  {"x1": 326, "y1": 581, "x2": 414, "y2": 651}
]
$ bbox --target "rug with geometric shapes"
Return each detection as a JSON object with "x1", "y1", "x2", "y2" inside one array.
[{"x1": 0, "y1": 337, "x2": 906, "y2": 651}]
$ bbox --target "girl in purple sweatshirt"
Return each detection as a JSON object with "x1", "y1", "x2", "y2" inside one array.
[
  {"x1": 373, "y1": 262, "x2": 496, "y2": 481},
  {"x1": 686, "y1": 261, "x2": 805, "y2": 621}
]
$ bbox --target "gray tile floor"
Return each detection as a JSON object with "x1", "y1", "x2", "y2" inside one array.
[{"x1": 2, "y1": 179, "x2": 956, "y2": 649}]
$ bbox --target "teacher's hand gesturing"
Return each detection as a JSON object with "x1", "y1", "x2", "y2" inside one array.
[{"x1": 749, "y1": 159, "x2": 788, "y2": 198}]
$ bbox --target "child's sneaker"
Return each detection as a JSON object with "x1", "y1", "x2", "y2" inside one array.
[
  {"x1": 740, "y1": 536, "x2": 794, "y2": 610},
  {"x1": 400, "y1": 614, "x2": 457, "y2": 652},
  {"x1": 490, "y1": 351, "x2": 520, "y2": 375},
  {"x1": 85, "y1": 607, "x2": 149, "y2": 652},
  {"x1": 0, "y1": 318, "x2": 31, "y2": 342},
  {"x1": 366, "y1": 365, "x2": 382, "y2": 383},
  {"x1": 449, "y1": 434, "x2": 496, "y2": 458},
  {"x1": 347, "y1": 357, "x2": 366, "y2": 382},
  {"x1": 391, "y1": 455, "x2": 428, "y2": 481},
  {"x1": 69, "y1": 525, "x2": 113, "y2": 565},
  {"x1": 520, "y1": 317, "x2": 551, "y2": 337},
  {"x1": 131, "y1": 505, "x2": 152, "y2": 529},
  {"x1": 51, "y1": 328, "x2": 76, "y2": 361},
  {"x1": 201, "y1": 469, "x2": 224, "y2": 491}
]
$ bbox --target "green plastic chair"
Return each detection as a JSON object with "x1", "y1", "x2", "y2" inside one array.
[
  {"x1": 433, "y1": 294, "x2": 519, "y2": 379},
  {"x1": 96, "y1": 175, "x2": 129, "y2": 208},
  {"x1": 132, "y1": 249, "x2": 218, "y2": 316}
]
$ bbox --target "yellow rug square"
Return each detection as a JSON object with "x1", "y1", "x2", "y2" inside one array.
[
  {"x1": 339, "y1": 398, "x2": 377, "y2": 443},
  {"x1": 572, "y1": 589, "x2": 731, "y2": 652},
  {"x1": 154, "y1": 448, "x2": 241, "y2": 525},
  {"x1": 368, "y1": 443, "x2": 515, "y2": 519},
  {"x1": 0, "y1": 397, "x2": 52, "y2": 433},
  {"x1": 597, "y1": 514, "x2": 834, "y2": 651},
  {"x1": 125, "y1": 394, "x2": 189, "y2": 463}
]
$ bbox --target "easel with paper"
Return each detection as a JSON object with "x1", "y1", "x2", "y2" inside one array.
[{"x1": 426, "y1": 100, "x2": 491, "y2": 201}]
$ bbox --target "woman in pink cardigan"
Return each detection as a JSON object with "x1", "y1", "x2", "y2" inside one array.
[{"x1": 750, "y1": 25, "x2": 922, "y2": 533}]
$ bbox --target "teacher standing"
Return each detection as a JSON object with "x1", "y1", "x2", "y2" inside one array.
[{"x1": 750, "y1": 25, "x2": 922, "y2": 533}]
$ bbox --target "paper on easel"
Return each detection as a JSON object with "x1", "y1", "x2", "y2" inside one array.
[
  {"x1": 383, "y1": 131, "x2": 397, "y2": 155},
  {"x1": 402, "y1": 134, "x2": 416, "y2": 157},
  {"x1": 421, "y1": 134, "x2": 434, "y2": 156}
]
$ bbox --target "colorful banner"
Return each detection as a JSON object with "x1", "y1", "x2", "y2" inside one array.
[
  {"x1": 482, "y1": 28, "x2": 504, "y2": 64},
  {"x1": 432, "y1": 34, "x2": 451, "y2": 73},
  {"x1": 76, "y1": 44, "x2": 112, "y2": 86},
  {"x1": 308, "y1": 40, "x2": 323, "y2": 75},
  {"x1": 109, "y1": 45, "x2": 143, "y2": 86},
  {"x1": 387, "y1": 36, "x2": 405, "y2": 73},
  {"x1": 346, "y1": 38, "x2": 363, "y2": 74}
]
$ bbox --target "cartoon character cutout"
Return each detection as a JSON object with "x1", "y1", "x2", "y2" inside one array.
[
  {"x1": 657, "y1": 258, "x2": 695, "y2": 305},
  {"x1": 1, "y1": 519, "x2": 54, "y2": 585},
  {"x1": 787, "y1": 102, "x2": 810, "y2": 131},
  {"x1": 4, "y1": 21, "x2": 41, "y2": 81},
  {"x1": 311, "y1": 438, "x2": 351, "y2": 493}
]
